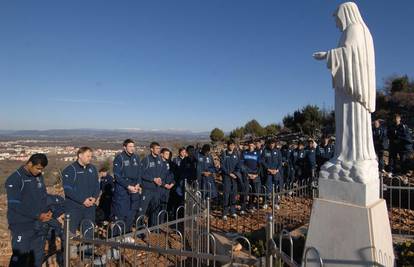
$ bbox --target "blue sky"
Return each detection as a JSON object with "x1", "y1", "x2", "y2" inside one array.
[{"x1": 0, "y1": 0, "x2": 413, "y2": 132}]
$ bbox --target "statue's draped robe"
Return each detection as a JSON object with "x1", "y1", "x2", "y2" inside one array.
[{"x1": 326, "y1": 12, "x2": 376, "y2": 164}]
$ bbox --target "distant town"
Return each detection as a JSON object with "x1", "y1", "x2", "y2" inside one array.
[
  {"x1": 0, "y1": 140, "x2": 145, "y2": 162},
  {"x1": 0, "y1": 129, "x2": 209, "y2": 193}
]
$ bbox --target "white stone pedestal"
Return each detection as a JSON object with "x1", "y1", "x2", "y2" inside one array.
[
  {"x1": 319, "y1": 178, "x2": 379, "y2": 207},
  {"x1": 304, "y1": 197, "x2": 395, "y2": 267}
]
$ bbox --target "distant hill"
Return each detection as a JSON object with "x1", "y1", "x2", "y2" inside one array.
[{"x1": 0, "y1": 128, "x2": 209, "y2": 141}]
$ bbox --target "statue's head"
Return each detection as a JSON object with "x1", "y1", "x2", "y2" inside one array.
[{"x1": 333, "y1": 2, "x2": 365, "y2": 32}]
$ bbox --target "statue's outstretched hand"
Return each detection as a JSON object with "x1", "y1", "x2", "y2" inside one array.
[{"x1": 313, "y1": 51, "x2": 327, "y2": 60}]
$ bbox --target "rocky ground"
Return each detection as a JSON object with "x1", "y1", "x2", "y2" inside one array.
[{"x1": 209, "y1": 196, "x2": 313, "y2": 234}]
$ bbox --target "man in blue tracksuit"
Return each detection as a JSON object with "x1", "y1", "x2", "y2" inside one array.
[
  {"x1": 140, "y1": 142, "x2": 164, "y2": 227},
  {"x1": 172, "y1": 148, "x2": 186, "y2": 170},
  {"x1": 45, "y1": 194, "x2": 65, "y2": 266},
  {"x1": 112, "y1": 139, "x2": 142, "y2": 232},
  {"x1": 45, "y1": 195, "x2": 65, "y2": 237},
  {"x1": 160, "y1": 148, "x2": 175, "y2": 215},
  {"x1": 255, "y1": 140, "x2": 264, "y2": 155},
  {"x1": 255, "y1": 140, "x2": 265, "y2": 187},
  {"x1": 62, "y1": 147, "x2": 100, "y2": 238},
  {"x1": 289, "y1": 142, "x2": 298, "y2": 181},
  {"x1": 281, "y1": 143, "x2": 292, "y2": 185},
  {"x1": 372, "y1": 119, "x2": 388, "y2": 173},
  {"x1": 292, "y1": 142, "x2": 307, "y2": 182},
  {"x1": 262, "y1": 139, "x2": 283, "y2": 202},
  {"x1": 220, "y1": 140, "x2": 241, "y2": 220},
  {"x1": 170, "y1": 147, "x2": 187, "y2": 214},
  {"x1": 305, "y1": 140, "x2": 317, "y2": 181},
  {"x1": 241, "y1": 140, "x2": 262, "y2": 213},
  {"x1": 181, "y1": 145, "x2": 198, "y2": 185},
  {"x1": 6, "y1": 154, "x2": 51, "y2": 267},
  {"x1": 316, "y1": 136, "x2": 333, "y2": 173},
  {"x1": 387, "y1": 113, "x2": 413, "y2": 175},
  {"x1": 98, "y1": 167, "x2": 114, "y2": 222},
  {"x1": 196, "y1": 144, "x2": 218, "y2": 200}
]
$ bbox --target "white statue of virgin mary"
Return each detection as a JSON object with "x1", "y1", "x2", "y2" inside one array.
[{"x1": 313, "y1": 2, "x2": 378, "y2": 184}]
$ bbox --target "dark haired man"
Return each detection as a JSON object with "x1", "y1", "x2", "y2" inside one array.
[
  {"x1": 62, "y1": 147, "x2": 100, "y2": 238},
  {"x1": 220, "y1": 140, "x2": 241, "y2": 220},
  {"x1": 168, "y1": 147, "x2": 187, "y2": 217},
  {"x1": 262, "y1": 139, "x2": 283, "y2": 208},
  {"x1": 140, "y1": 142, "x2": 164, "y2": 226},
  {"x1": 388, "y1": 114, "x2": 413, "y2": 176},
  {"x1": 196, "y1": 144, "x2": 218, "y2": 200},
  {"x1": 255, "y1": 139, "x2": 265, "y2": 187},
  {"x1": 281, "y1": 143, "x2": 292, "y2": 185},
  {"x1": 5, "y1": 153, "x2": 50, "y2": 267},
  {"x1": 305, "y1": 139, "x2": 317, "y2": 183},
  {"x1": 160, "y1": 148, "x2": 175, "y2": 219},
  {"x1": 292, "y1": 142, "x2": 307, "y2": 182},
  {"x1": 112, "y1": 139, "x2": 142, "y2": 232},
  {"x1": 255, "y1": 139, "x2": 264, "y2": 155},
  {"x1": 372, "y1": 120, "x2": 388, "y2": 173},
  {"x1": 171, "y1": 147, "x2": 186, "y2": 197},
  {"x1": 98, "y1": 167, "x2": 114, "y2": 222},
  {"x1": 181, "y1": 145, "x2": 198, "y2": 184},
  {"x1": 241, "y1": 140, "x2": 262, "y2": 213},
  {"x1": 289, "y1": 142, "x2": 298, "y2": 181},
  {"x1": 316, "y1": 136, "x2": 333, "y2": 173}
]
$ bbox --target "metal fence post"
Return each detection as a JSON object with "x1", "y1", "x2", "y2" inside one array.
[
  {"x1": 184, "y1": 179, "x2": 188, "y2": 250},
  {"x1": 265, "y1": 213, "x2": 274, "y2": 267},
  {"x1": 207, "y1": 197, "x2": 211, "y2": 233},
  {"x1": 64, "y1": 214, "x2": 70, "y2": 267},
  {"x1": 207, "y1": 197, "x2": 211, "y2": 265},
  {"x1": 271, "y1": 185, "x2": 275, "y2": 220}
]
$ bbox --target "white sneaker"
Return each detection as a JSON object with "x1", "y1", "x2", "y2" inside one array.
[
  {"x1": 263, "y1": 204, "x2": 268, "y2": 209},
  {"x1": 123, "y1": 236, "x2": 135, "y2": 243},
  {"x1": 231, "y1": 213, "x2": 238, "y2": 219},
  {"x1": 387, "y1": 172, "x2": 393, "y2": 178},
  {"x1": 69, "y1": 245, "x2": 78, "y2": 259},
  {"x1": 222, "y1": 215, "x2": 228, "y2": 221},
  {"x1": 93, "y1": 254, "x2": 107, "y2": 266},
  {"x1": 240, "y1": 210, "x2": 246, "y2": 215},
  {"x1": 275, "y1": 205, "x2": 280, "y2": 210},
  {"x1": 107, "y1": 248, "x2": 120, "y2": 260}
]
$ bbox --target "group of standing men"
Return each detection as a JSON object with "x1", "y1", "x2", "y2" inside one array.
[
  {"x1": 5, "y1": 139, "x2": 181, "y2": 266},
  {"x1": 217, "y1": 137, "x2": 335, "y2": 220},
  {"x1": 4, "y1": 135, "x2": 338, "y2": 266},
  {"x1": 372, "y1": 113, "x2": 413, "y2": 176}
]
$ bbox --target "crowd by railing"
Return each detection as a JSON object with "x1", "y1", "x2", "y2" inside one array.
[
  {"x1": 57, "y1": 173, "x2": 412, "y2": 266},
  {"x1": 61, "y1": 179, "x2": 323, "y2": 266}
]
